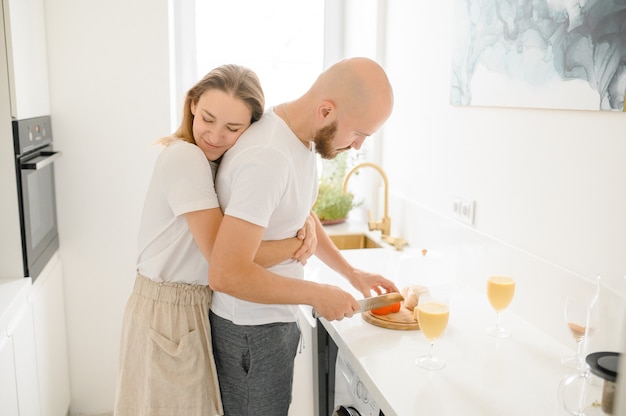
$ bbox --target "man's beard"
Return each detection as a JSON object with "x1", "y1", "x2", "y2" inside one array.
[{"x1": 313, "y1": 121, "x2": 349, "y2": 159}]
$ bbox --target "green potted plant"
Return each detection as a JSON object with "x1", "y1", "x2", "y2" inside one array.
[{"x1": 313, "y1": 152, "x2": 362, "y2": 224}]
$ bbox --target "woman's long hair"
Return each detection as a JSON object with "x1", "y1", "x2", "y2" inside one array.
[{"x1": 170, "y1": 64, "x2": 265, "y2": 144}]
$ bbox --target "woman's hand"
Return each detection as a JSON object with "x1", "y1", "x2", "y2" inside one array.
[{"x1": 293, "y1": 214, "x2": 317, "y2": 264}]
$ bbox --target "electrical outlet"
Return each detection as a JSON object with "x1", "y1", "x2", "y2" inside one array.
[{"x1": 452, "y1": 197, "x2": 475, "y2": 225}]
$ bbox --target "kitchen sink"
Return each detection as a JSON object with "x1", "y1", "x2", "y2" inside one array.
[{"x1": 329, "y1": 233, "x2": 382, "y2": 250}]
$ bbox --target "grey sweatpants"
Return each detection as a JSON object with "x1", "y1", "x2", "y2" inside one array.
[{"x1": 209, "y1": 310, "x2": 300, "y2": 416}]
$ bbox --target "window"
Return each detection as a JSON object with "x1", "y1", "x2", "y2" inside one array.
[
  {"x1": 170, "y1": 0, "x2": 387, "y2": 220},
  {"x1": 194, "y1": 0, "x2": 325, "y2": 107}
]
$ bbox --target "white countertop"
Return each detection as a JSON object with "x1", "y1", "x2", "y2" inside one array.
[{"x1": 303, "y1": 248, "x2": 590, "y2": 416}]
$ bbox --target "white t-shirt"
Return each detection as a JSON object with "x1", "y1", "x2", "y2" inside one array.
[
  {"x1": 212, "y1": 108, "x2": 319, "y2": 325},
  {"x1": 136, "y1": 139, "x2": 219, "y2": 285}
]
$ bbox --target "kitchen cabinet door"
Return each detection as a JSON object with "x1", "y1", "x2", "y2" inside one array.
[
  {"x1": 2, "y1": 0, "x2": 51, "y2": 119},
  {"x1": 11, "y1": 301, "x2": 41, "y2": 416},
  {"x1": 0, "y1": 0, "x2": 24, "y2": 281},
  {"x1": 0, "y1": 333, "x2": 19, "y2": 416},
  {"x1": 32, "y1": 255, "x2": 70, "y2": 416},
  {"x1": 289, "y1": 310, "x2": 315, "y2": 416}
]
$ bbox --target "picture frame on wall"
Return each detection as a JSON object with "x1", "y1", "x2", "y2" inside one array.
[{"x1": 450, "y1": 0, "x2": 626, "y2": 112}]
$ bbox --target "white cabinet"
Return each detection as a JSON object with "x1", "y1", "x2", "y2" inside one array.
[
  {"x1": 31, "y1": 253, "x2": 71, "y2": 416},
  {"x1": 2, "y1": 0, "x2": 51, "y2": 119},
  {"x1": 0, "y1": 332, "x2": 19, "y2": 416},
  {"x1": 11, "y1": 301, "x2": 41, "y2": 416},
  {"x1": 0, "y1": 277, "x2": 34, "y2": 416},
  {"x1": 289, "y1": 309, "x2": 315, "y2": 416},
  {"x1": 0, "y1": 255, "x2": 70, "y2": 416},
  {"x1": 0, "y1": 0, "x2": 24, "y2": 280}
]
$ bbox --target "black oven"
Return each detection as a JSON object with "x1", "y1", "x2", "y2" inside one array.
[{"x1": 13, "y1": 116, "x2": 62, "y2": 281}]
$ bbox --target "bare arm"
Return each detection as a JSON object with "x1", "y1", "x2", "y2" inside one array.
[
  {"x1": 254, "y1": 238, "x2": 307, "y2": 268},
  {"x1": 310, "y1": 212, "x2": 399, "y2": 298},
  {"x1": 185, "y1": 208, "x2": 223, "y2": 265},
  {"x1": 209, "y1": 215, "x2": 360, "y2": 321},
  {"x1": 254, "y1": 214, "x2": 317, "y2": 267},
  {"x1": 185, "y1": 209, "x2": 316, "y2": 270}
]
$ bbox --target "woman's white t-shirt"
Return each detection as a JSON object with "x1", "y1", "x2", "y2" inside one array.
[{"x1": 136, "y1": 139, "x2": 219, "y2": 285}]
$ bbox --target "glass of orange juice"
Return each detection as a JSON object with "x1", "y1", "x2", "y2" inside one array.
[
  {"x1": 415, "y1": 293, "x2": 449, "y2": 370},
  {"x1": 486, "y1": 276, "x2": 516, "y2": 337}
]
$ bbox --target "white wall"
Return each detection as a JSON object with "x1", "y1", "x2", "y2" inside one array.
[
  {"x1": 325, "y1": 0, "x2": 625, "y2": 369},
  {"x1": 44, "y1": 0, "x2": 171, "y2": 413},
  {"x1": 40, "y1": 0, "x2": 626, "y2": 414},
  {"x1": 378, "y1": 1, "x2": 626, "y2": 351}
]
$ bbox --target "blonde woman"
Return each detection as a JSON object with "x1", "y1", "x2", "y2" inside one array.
[{"x1": 114, "y1": 64, "x2": 316, "y2": 416}]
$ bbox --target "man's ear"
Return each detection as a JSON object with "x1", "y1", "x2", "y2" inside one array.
[{"x1": 317, "y1": 100, "x2": 335, "y2": 121}]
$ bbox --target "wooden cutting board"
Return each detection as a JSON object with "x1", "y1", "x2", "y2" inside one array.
[{"x1": 362, "y1": 307, "x2": 420, "y2": 330}]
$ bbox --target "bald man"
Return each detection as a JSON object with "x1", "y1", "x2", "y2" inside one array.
[{"x1": 208, "y1": 58, "x2": 395, "y2": 415}]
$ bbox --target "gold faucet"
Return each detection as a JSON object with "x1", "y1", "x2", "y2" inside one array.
[
  {"x1": 381, "y1": 235, "x2": 408, "y2": 251},
  {"x1": 343, "y1": 162, "x2": 407, "y2": 251},
  {"x1": 342, "y1": 162, "x2": 392, "y2": 236}
]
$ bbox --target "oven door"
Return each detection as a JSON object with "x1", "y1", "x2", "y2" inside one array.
[{"x1": 17, "y1": 146, "x2": 62, "y2": 280}]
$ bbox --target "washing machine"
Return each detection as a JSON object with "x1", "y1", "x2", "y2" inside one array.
[{"x1": 332, "y1": 350, "x2": 383, "y2": 416}]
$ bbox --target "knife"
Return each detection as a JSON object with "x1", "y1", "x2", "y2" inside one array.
[{"x1": 312, "y1": 292, "x2": 404, "y2": 319}]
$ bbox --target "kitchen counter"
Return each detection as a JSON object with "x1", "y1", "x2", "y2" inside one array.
[{"x1": 302, "y1": 248, "x2": 589, "y2": 416}]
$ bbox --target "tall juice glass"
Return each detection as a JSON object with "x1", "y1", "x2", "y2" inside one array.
[
  {"x1": 415, "y1": 294, "x2": 449, "y2": 370},
  {"x1": 486, "y1": 276, "x2": 516, "y2": 337}
]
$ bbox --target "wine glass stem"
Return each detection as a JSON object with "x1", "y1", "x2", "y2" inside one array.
[
  {"x1": 576, "y1": 370, "x2": 589, "y2": 414},
  {"x1": 574, "y1": 339, "x2": 583, "y2": 364},
  {"x1": 496, "y1": 311, "x2": 502, "y2": 330},
  {"x1": 429, "y1": 341, "x2": 435, "y2": 360}
]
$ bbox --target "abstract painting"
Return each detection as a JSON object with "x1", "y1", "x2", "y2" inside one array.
[{"x1": 451, "y1": 0, "x2": 626, "y2": 111}]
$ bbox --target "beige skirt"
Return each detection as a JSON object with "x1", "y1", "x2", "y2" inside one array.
[{"x1": 114, "y1": 274, "x2": 223, "y2": 416}]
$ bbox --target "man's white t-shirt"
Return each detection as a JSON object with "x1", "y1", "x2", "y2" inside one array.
[
  {"x1": 136, "y1": 139, "x2": 219, "y2": 285},
  {"x1": 212, "y1": 108, "x2": 319, "y2": 325}
]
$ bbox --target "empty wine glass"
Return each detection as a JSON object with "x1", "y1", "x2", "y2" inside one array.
[
  {"x1": 486, "y1": 276, "x2": 516, "y2": 337},
  {"x1": 561, "y1": 276, "x2": 600, "y2": 371},
  {"x1": 415, "y1": 293, "x2": 449, "y2": 370}
]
